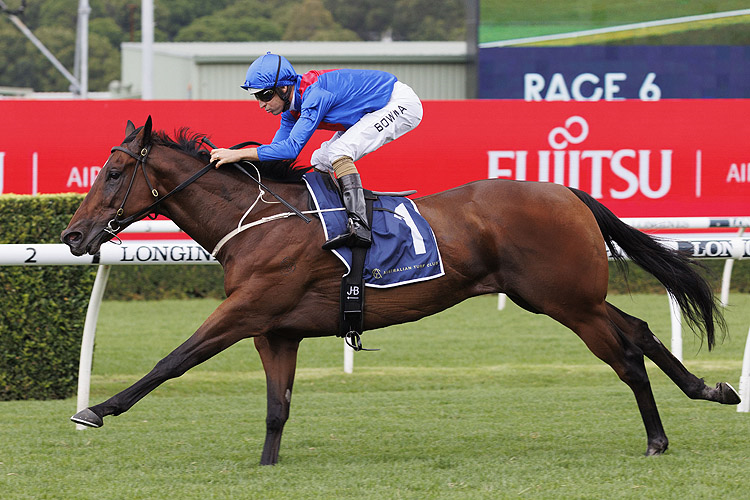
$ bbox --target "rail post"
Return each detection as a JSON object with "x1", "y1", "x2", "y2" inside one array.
[
  {"x1": 738, "y1": 326, "x2": 750, "y2": 413},
  {"x1": 75, "y1": 264, "x2": 111, "y2": 430}
]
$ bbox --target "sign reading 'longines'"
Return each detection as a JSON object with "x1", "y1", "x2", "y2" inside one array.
[
  {"x1": 676, "y1": 239, "x2": 750, "y2": 259},
  {"x1": 605, "y1": 238, "x2": 750, "y2": 261}
]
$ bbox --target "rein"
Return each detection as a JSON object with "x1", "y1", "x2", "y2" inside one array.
[
  {"x1": 203, "y1": 138, "x2": 311, "y2": 224},
  {"x1": 103, "y1": 139, "x2": 309, "y2": 243}
]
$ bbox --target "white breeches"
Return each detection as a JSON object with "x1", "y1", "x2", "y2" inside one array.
[{"x1": 311, "y1": 81, "x2": 423, "y2": 172}]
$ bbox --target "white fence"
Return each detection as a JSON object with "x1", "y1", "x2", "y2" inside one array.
[
  {"x1": 0, "y1": 219, "x2": 214, "y2": 429},
  {"x1": 0, "y1": 239, "x2": 216, "y2": 430},
  {"x1": 1, "y1": 218, "x2": 748, "y2": 418},
  {"x1": 624, "y1": 216, "x2": 749, "y2": 308}
]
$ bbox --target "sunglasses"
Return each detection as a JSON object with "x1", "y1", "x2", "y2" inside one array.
[{"x1": 254, "y1": 88, "x2": 277, "y2": 102}]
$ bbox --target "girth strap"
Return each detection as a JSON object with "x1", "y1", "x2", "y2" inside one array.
[{"x1": 339, "y1": 190, "x2": 379, "y2": 351}]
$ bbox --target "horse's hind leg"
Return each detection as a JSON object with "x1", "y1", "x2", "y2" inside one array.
[
  {"x1": 606, "y1": 303, "x2": 740, "y2": 405},
  {"x1": 254, "y1": 335, "x2": 300, "y2": 466},
  {"x1": 569, "y1": 310, "x2": 669, "y2": 456}
]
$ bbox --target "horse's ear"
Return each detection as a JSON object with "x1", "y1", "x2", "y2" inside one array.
[
  {"x1": 125, "y1": 120, "x2": 135, "y2": 136},
  {"x1": 143, "y1": 115, "x2": 153, "y2": 141},
  {"x1": 135, "y1": 115, "x2": 153, "y2": 146}
]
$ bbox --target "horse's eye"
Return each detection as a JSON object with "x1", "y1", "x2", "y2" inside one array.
[{"x1": 107, "y1": 171, "x2": 122, "y2": 181}]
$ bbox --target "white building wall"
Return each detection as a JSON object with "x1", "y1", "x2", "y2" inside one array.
[
  {"x1": 195, "y1": 64, "x2": 248, "y2": 100},
  {"x1": 122, "y1": 42, "x2": 469, "y2": 100}
]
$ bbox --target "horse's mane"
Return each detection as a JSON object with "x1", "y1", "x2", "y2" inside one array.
[{"x1": 129, "y1": 126, "x2": 310, "y2": 182}]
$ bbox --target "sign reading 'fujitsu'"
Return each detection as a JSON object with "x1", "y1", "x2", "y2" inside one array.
[{"x1": 1, "y1": 99, "x2": 748, "y2": 218}]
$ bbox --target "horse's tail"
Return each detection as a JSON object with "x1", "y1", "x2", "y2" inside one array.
[{"x1": 568, "y1": 187, "x2": 724, "y2": 350}]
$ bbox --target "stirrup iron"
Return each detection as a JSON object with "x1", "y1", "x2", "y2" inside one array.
[{"x1": 344, "y1": 331, "x2": 379, "y2": 352}]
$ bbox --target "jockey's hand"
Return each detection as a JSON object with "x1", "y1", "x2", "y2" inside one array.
[
  {"x1": 211, "y1": 148, "x2": 243, "y2": 168},
  {"x1": 210, "y1": 147, "x2": 259, "y2": 168}
]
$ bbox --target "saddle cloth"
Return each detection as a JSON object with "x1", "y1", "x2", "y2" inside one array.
[{"x1": 303, "y1": 171, "x2": 444, "y2": 288}]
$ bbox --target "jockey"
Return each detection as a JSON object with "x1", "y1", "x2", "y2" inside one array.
[{"x1": 210, "y1": 52, "x2": 423, "y2": 249}]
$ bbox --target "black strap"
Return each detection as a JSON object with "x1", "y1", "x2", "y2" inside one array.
[
  {"x1": 204, "y1": 138, "x2": 311, "y2": 224},
  {"x1": 106, "y1": 138, "x2": 309, "y2": 240},
  {"x1": 339, "y1": 191, "x2": 378, "y2": 351},
  {"x1": 340, "y1": 245, "x2": 366, "y2": 340},
  {"x1": 110, "y1": 161, "x2": 216, "y2": 230}
]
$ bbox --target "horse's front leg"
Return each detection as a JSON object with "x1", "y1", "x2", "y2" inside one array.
[
  {"x1": 71, "y1": 294, "x2": 257, "y2": 427},
  {"x1": 254, "y1": 334, "x2": 301, "y2": 466}
]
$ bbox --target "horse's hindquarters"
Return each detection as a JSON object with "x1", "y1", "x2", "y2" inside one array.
[{"x1": 414, "y1": 180, "x2": 610, "y2": 319}]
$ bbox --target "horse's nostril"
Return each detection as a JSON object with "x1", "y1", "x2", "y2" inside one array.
[{"x1": 62, "y1": 231, "x2": 82, "y2": 245}]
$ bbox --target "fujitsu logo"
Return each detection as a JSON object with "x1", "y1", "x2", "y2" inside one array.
[{"x1": 487, "y1": 115, "x2": 672, "y2": 199}]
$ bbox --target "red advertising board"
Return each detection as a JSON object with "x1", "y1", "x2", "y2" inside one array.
[{"x1": 1, "y1": 99, "x2": 748, "y2": 218}]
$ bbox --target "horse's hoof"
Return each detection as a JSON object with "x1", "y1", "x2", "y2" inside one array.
[
  {"x1": 645, "y1": 438, "x2": 668, "y2": 456},
  {"x1": 716, "y1": 382, "x2": 741, "y2": 405},
  {"x1": 71, "y1": 408, "x2": 103, "y2": 428}
]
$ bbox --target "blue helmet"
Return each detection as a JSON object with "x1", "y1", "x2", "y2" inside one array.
[{"x1": 241, "y1": 52, "x2": 298, "y2": 93}]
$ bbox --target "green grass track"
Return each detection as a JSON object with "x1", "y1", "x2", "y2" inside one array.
[{"x1": 2, "y1": 293, "x2": 749, "y2": 499}]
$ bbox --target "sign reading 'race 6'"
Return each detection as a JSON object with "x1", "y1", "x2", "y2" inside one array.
[
  {"x1": 479, "y1": 46, "x2": 750, "y2": 100},
  {"x1": 524, "y1": 72, "x2": 661, "y2": 101}
]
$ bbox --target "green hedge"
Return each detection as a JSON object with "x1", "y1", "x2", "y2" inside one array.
[
  {"x1": 104, "y1": 264, "x2": 225, "y2": 301},
  {"x1": 0, "y1": 194, "x2": 226, "y2": 400},
  {"x1": 0, "y1": 194, "x2": 97, "y2": 400}
]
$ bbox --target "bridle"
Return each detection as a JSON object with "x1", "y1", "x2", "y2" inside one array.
[
  {"x1": 103, "y1": 139, "x2": 310, "y2": 243},
  {"x1": 104, "y1": 143, "x2": 215, "y2": 241}
]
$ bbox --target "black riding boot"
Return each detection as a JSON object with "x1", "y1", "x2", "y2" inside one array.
[{"x1": 322, "y1": 174, "x2": 372, "y2": 249}]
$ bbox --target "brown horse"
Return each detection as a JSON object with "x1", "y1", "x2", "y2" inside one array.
[{"x1": 62, "y1": 117, "x2": 739, "y2": 465}]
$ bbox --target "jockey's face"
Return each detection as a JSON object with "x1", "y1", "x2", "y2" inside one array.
[{"x1": 258, "y1": 86, "x2": 288, "y2": 116}]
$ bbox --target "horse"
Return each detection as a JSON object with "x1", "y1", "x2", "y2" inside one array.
[{"x1": 61, "y1": 117, "x2": 740, "y2": 466}]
